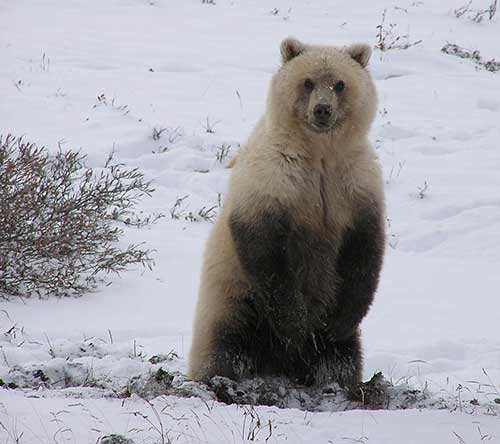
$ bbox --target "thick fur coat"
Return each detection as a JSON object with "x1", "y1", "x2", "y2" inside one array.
[{"x1": 189, "y1": 38, "x2": 385, "y2": 390}]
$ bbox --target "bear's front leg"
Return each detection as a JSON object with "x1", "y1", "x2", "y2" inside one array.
[
  {"x1": 329, "y1": 203, "x2": 385, "y2": 342},
  {"x1": 229, "y1": 207, "x2": 308, "y2": 347},
  {"x1": 304, "y1": 331, "x2": 363, "y2": 394}
]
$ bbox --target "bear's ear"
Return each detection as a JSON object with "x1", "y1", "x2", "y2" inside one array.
[
  {"x1": 280, "y1": 37, "x2": 306, "y2": 64},
  {"x1": 346, "y1": 43, "x2": 372, "y2": 68}
]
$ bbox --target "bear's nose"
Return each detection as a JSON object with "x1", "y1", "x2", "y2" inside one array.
[{"x1": 313, "y1": 104, "x2": 332, "y2": 122}]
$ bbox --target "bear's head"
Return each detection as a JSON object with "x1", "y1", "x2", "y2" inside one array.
[{"x1": 268, "y1": 38, "x2": 377, "y2": 139}]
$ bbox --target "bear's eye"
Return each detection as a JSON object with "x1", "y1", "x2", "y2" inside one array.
[
  {"x1": 334, "y1": 80, "x2": 345, "y2": 93},
  {"x1": 304, "y1": 78, "x2": 315, "y2": 91}
]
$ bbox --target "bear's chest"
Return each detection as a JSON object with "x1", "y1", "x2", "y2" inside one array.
[{"x1": 295, "y1": 163, "x2": 356, "y2": 238}]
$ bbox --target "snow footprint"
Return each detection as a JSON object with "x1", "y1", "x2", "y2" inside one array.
[
  {"x1": 413, "y1": 145, "x2": 457, "y2": 156},
  {"x1": 377, "y1": 123, "x2": 418, "y2": 140},
  {"x1": 424, "y1": 200, "x2": 500, "y2": 221},
  {"x1": 477, "y1": 96, "x2": 500, "y2": 112}
]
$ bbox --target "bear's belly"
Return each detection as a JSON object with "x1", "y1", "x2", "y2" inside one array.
[
  {"x1": 244, "y1": 305, "x2": 339, "y2": 385},
  {"x1": 288, "y1": 223, "x2": 341, "y2": 316},
  {"x1": 243, "y1": 224, "x2": 341, "y2": 345}
]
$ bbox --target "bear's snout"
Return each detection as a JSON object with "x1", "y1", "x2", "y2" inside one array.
[{"x1": 313, "y1": 104, "x2": 332, "y2": 126}]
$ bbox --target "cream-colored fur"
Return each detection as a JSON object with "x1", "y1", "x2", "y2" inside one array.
[{"x1": 189, "y1": 38, "x2": 384, "y2": 381}]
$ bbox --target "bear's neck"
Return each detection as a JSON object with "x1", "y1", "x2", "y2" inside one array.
[{"x1": 265, "y1": 115, "x2": 366, "y2": 169}]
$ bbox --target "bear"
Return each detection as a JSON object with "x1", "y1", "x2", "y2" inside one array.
[{"x1": 189, "y1": 37, "x2": 385, "y2": 392}]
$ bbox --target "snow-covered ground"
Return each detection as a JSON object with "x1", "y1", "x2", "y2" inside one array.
[{"x1": 1, "y1": 0, "x2": 500, "y2": 442}]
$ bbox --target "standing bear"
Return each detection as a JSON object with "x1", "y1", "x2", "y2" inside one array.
[{"x1": 189, "y1": 38, "x2": 385, "y2": 392}]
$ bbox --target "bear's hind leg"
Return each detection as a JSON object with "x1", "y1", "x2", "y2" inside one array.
[
  {"x1": 190, "y1": 295, "x2": 260, "y2": 382},
  {"x1": 207, "y1": 321, "x2": 258, "y2": 380},
  {"x1": 315, "y1": 331, "x2": 363, "y2": 394}
]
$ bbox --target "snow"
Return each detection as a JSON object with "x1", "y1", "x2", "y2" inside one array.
[
  {"x1": 2, "y1": 389, "x2": 499, "y2": 444},
  {"x1": 1, "y1": 0, "x2": 500, "y2": 442}
]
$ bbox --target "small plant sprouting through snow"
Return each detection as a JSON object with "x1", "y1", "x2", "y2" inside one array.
[
  {"x1": 0, "y1": 135, "x2": 155, "y2": 299},
  {"x1": 13, "y1": 79, "x2": 22, "y2": 92},
  {"x1": 236, "y1": 90, "x2": 243, "y2": 112},
  {"x1": 480, "y1": 367, "x2": 500, "y2": 416},
  {"x1": 1, "y1": 312, "x2": 26, "y2": 346},
  {"x1": 130, "y1": 400, "x2": 171, "y2": 444},
  {"x1": 48, "y1": 410, "x2": 74, "y2": 444},
  {"x1": 375, "y1": 9, "x2": 422, "y2": 55},
  {"x1": 386, "y1": 160, "x2": 406, "y2": 185},
  {"x1": 170, "y1": 195, "x2": 218, "y2": 222},
  {"x1": 202, "y1": 116, "x2": 220, "y2": 134},
  {"x1": 441, "y1": 43, "x2": 500, "y2": 73},
  {"x1": 454, "y1": 0, "x2": 497, "y2": 22},
  {"x1": 152, "y1": 126, "x2": 182, "y2": 144},
  {"x1": 40, "y1": 52, "x2": 50, "y2": 72},
  {"x1": 453, "y1": 431, "x2": 467, "y2": 444},
  {"x1": 169, "y1": 195, "x2": 189, "y2": 220},
  {"x1": 268, "y1": 7, "x2": 292, "y2": 20},
  {"x1": 110, "y1": 208, "x2": 164, "y2": 228},
  {"x1": 0, "y1": 406, "x2": 25, "y2": 444},
  {"x1": 455, "y1": 1, "x2": 473, "y2": 17},
  {"x1": 94, "y1": 93, "x2": 130, "y2": 115},
  {"x1": 185, "y1": 206, "x2": 217, "y2": 223},
  {"x1": 417, "y1": 181, "x2": 429, "y2": 199},
  {"x1": 166, "y1": 127, "x2": 183, "y2": 143},
  {"x1": 386, "y1": 217, "x2": 399, "y2": 250},
  {"x1": 152, "y1": 127, "x2": 167, "y2": 141},
  {"x1": 240, "y1": 405, "x2": 273, "y2": 442},
  {"x1": 215, "y1": 143, "x2": 231, "y2": 163}
]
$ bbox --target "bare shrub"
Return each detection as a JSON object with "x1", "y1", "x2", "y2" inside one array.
[
  {"x1": 454, "y1": 0, "x2": 497, "y2": 22},
  {"x1": 441, "y1": 43, "x2": 500, "y2": 72},
  {"x1": 375, "y1": 9, "x2": 422, "y2": 54},
  {"x1": 0, "y1": 135, "x2": 155, "y2": 299}
]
